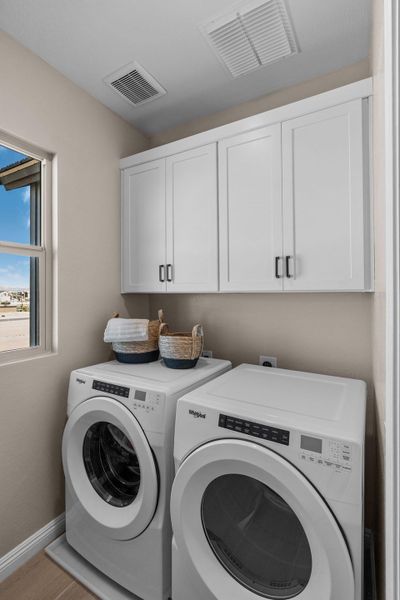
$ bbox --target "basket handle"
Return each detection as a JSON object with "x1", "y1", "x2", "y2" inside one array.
[
  {"x1": 191, "y1": 324, "x2": 204, "y2": 360},
  {"x1": 192, "y1": 324, "x2": 203, "y2": 337},
  {"x1": 111, "y1": 312, "x2": 120, "y2": 318},
  {"x1": 159, "y1": 322, "x2": 169, "y2": 336},
  {"x1": 158, "y1": 308, "x2": 164, "y2": 323}
]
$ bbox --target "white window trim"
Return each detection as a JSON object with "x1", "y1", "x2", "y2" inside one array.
[{"x1": 0, "y1": 130, "x2": 54, "y2": 366}]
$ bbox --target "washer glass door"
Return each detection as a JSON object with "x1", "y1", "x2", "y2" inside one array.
[
  {"x1": 63, "y1": 396, "x2": 158, "y2": 540},
  {"x1": 202, "y1": 474, "x2": 312, "y2": 599},
  {"x1": 83, "y1": 421, "x2": 141, "y2": 508}
]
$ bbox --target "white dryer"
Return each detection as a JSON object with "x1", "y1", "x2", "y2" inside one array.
[
  {"x1": 62, "y1": 358, "x2": 231, "y2": 600},
  {"x1": 171, "y1": 364, "x2": 366, "y2": 600}
]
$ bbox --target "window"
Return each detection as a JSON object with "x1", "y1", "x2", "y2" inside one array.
[{"x1": 0, "y1": 133, "x2": 52, "y2": 363}]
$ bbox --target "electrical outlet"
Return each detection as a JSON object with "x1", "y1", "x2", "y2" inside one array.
[
  {"x1": 259, "y1": 355, "x2": 277, "y2": 368},
  {"x1": 202, "y1": 350, "x2": 213, "y2": 358}
]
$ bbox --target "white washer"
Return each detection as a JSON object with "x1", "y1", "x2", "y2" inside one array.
[
  {"x1": 62, "y1": 358, "x2": 231, "y2": 600},
  {"x1": 171, "y1": 364, "x2": 366, "y2": 600}
]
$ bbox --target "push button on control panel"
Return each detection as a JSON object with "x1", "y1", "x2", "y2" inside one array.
[
  {"x1": 92, "y1": 380, "x2": 130, "y2": 398},
  {"x1": 218, "y1": 414, "x2": 290, "y2": 446}
]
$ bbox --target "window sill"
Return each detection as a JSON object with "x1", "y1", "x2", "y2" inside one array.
[{"x1": 0, "y1": 347, "x2": 56, "y2": 367}]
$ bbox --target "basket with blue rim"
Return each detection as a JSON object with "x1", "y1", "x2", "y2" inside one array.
[
  {"x1": 158, "y1": 322, "x2": 204, "y2": 369},
  {"x1": 110, "y1": 309, "x2": 164, "y2": 364}
]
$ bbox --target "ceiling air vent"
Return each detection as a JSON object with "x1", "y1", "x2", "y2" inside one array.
[
  {"x1": 202, "y1": 0, "x2": 299, "y2": 78},
  {"x1": 104, "y1": 62, "x2": 166, "y2": 107}
]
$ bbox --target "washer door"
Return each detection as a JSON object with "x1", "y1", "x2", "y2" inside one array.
[
  {"x1": 171, "y1": 439, "x2": 354, "y2": 599},
  {"x1": 63, "y1": 397, "x2": 158, "y2": 540}
]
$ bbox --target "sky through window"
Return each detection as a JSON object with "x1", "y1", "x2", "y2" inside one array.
[{"x1": 0, "y1": 145, "x2": 31, "y2": 290}]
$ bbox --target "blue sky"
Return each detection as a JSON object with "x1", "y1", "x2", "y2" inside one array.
[
  {"x1": 0, "y1": 254, "x2": 30, "y2": 291},
  {"x1": 0, "y1": 145, "x2": 31, "y2": 290}
]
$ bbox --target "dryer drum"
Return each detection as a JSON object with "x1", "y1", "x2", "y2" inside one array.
[
  {"x1": 82, "y1": 421, "x2": 141, "y2": 508},
  {"x1": 201, "y1": 473, "x2": 312, "y2": 599}
]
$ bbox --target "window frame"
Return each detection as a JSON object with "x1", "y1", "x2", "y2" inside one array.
[{"x1": 0, "y1": 130, "x2": 53, "y2": 365}]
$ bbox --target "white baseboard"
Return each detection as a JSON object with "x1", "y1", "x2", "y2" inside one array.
[{"x1": 0, "y1": 513, "x2": 65, "y2": 582}]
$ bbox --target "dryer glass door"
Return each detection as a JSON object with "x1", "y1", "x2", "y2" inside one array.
[
  {"x1": 171, "y1": 439, "x2": 355, "y2": 599},
  {"x1": 83, "y1": 421, "x2": 141, "y2": 508},
  {"x1": 202, "y1": 474, "x2": 312, "y2": 598}
]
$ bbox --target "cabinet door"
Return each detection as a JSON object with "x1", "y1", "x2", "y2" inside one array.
[
  {"x1": 121, "y1": 160, "x2": 166, "y2": 293},
  {"x1": 282, "y1": 99, "x2": 370, "y2": 291},
  {"x1": 218, "y1": 126, "x2": 283, "y2": 292},
  {"x1": 165, "y1": 144, "x2": 218, "y2": 292}
]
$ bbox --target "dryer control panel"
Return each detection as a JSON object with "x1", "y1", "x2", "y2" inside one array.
[
  {"x1": 218, "y1": 414, "x2": 290, "y2": 446},
  {"x1": 299, "y1": 435, "x2": 353, "y2": 472}
]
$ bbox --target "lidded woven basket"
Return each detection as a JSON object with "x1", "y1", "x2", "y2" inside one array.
[
  {"x1": 112, "y1": 309, "x2": 164, "y2": 364},
  {"x1": 159, "y1": 322, "x2": 204, "y2": 369}
]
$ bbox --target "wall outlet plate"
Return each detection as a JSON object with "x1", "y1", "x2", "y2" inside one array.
[
  {"x1": 202, "y1": 350, "x2": 213, "y2": 358},
  {"x1": 259, "y1": 355, "x2": 277, "y2": 367}
]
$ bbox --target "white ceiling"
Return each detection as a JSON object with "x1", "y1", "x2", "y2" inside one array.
[{"x1": 0, "y1": 0, "x2": 371, "y2": 135}]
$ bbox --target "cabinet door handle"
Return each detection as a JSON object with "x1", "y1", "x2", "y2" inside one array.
[
  {"x1": 166, "y1": 264, "x2": 173, "y2": 282},
  {"x1": 285, "y1": 255, "x2": 294, "y2": 278},
  {"x1": 159, "y1": 264, "x2": 165, "y2": 282},
  {"x1": 275, "y1": 256, "x2": 282, "y2": 279}
]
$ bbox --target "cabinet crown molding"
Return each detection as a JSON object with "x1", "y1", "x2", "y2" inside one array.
[{"x1": 120, "y1": 78, "x2": 373, "y2": 170}]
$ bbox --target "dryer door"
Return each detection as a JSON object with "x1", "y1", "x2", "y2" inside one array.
[
  {"x1": 63, "y1": 397, "x2": 158, "y2": 540},
  {"x1": 171, "y1": 439, "x2": 354, "y2": 600}
]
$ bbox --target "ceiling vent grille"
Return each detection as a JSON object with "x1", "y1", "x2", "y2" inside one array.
[
  {"x1": 202, "y1": 0, "x2": 298, "y2": 78},
  {"x1": 104, "y1": 62, "x2": 166, "y2": 107}
]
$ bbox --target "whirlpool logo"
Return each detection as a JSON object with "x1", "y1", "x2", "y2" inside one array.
[
  {"x1": 76, "y1": 378, "x2": 86, "y2": 385},
  {"x1": 189, "y1": 409, "x2": 206, "y2": 419}
]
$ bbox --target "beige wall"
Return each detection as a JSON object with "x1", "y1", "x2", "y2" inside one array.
[
  {"x1": 149, "y1": 60, "x2": 378, "y2": 527},
  {"x1": 0, "y1": 32, "x2": 150, "y2": 556},
  {"x1": 371, "y1": 0, "x2": 386, "y2": 595},
  {"x1": 149, "y1": 294, "x2": 372, "y2": 381}
]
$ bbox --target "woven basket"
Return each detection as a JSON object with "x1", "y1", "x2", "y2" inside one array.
[
  {"x1": 112, "y1": 309, "x2": 164, "y2": 364},
  {"x1": 159, "y1": 323, "x2": 204, "y2": 369}
]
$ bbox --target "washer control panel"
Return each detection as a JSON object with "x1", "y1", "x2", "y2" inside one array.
[
  {"x1": 218, "y1": 414, "x2": 290, "y2": 446},
  {"x1": 91, "y1": 381, "x2": 162, "y2": 415},
  {"x1": 131, "y1": 389, "x2": 163, "y2": 414},
  {"x1": 299, "y1": 434, "x2": 352, "y2": 473},
  {"x1": 92, "y1": 380, "x2": 129, "y2": 398}
]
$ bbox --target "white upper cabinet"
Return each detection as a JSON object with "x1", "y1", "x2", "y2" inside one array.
[
  {"x1": 282, "y1": 99, "x2": 370, "y2": 291},
  {"x1": 121, "y1": 145, "x2": 218, "y2": 293},
  {"x1": 219, "y1": 126, "x2": 283, "y2": 292},
  {"x1": 120, "y1": 80, "x2": 373, "y2": 294},
  {"x1": 166, "y1": 144, "x2": 218, "y2": 292},
  {"x1": 122, "y1": 160, "x2": 166, "y2": 293}
]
